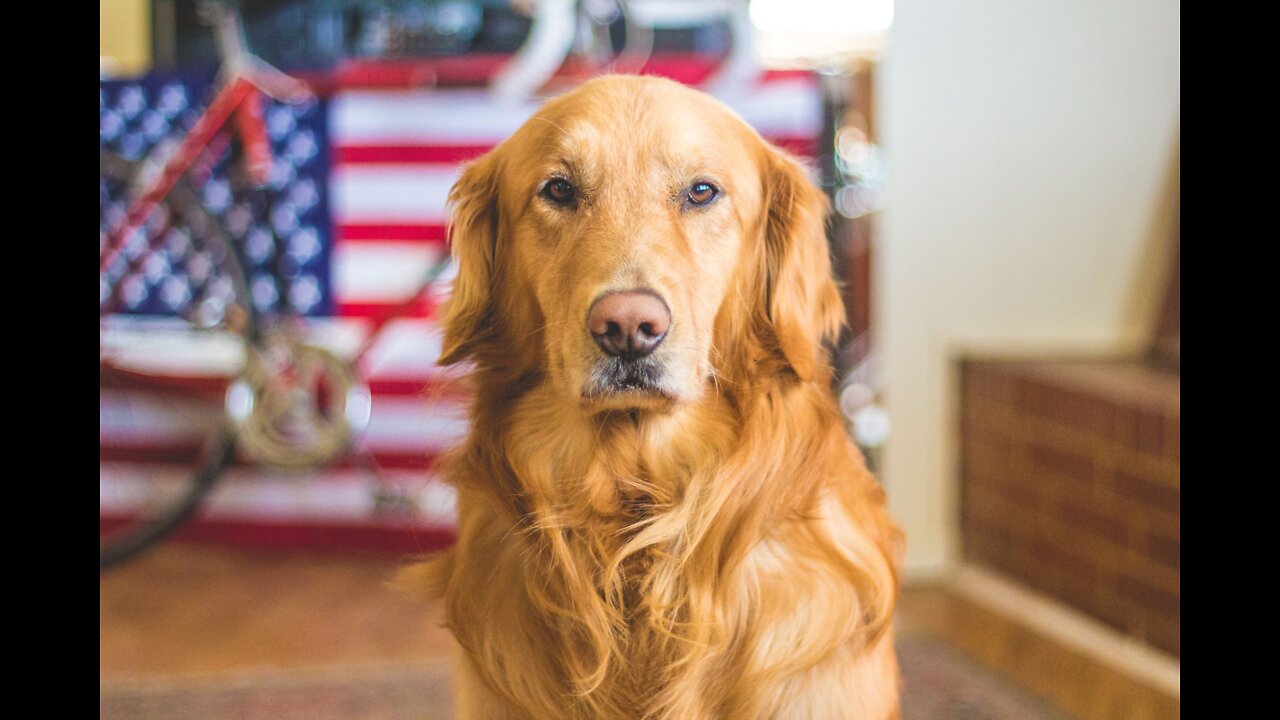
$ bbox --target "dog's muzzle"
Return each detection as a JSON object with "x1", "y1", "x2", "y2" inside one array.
[{"x1": 580, "y1": 289, "x2": 680, "y2": 405}]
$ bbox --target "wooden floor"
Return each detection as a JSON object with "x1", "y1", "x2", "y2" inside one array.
[
  {"x1": 101, "y1": 544, "x2": 1177, "y2": 718},
  {"x1": 100, "y1": 545, "x2": 454, "y2": 677}
]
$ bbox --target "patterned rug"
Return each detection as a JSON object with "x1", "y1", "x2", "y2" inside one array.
[{"x1": 100, "y1": 636, "x2": 1071, "y2": 719}]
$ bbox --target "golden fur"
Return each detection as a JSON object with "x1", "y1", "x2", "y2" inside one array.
[{"x1": 402, "y1": 75, "x2": 904, "y2": 719}]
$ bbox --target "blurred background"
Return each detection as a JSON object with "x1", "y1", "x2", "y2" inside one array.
[{"x1": 100, "y1": 1, "x2": 1179, "y2": 717}]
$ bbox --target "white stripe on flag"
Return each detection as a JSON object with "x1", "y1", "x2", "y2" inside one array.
[
  {"x1": 330, "y1": 80, "x2": 821, "y2": 147},
  {"x1": 100, "y1": 392, "x2": 468, "y2": 452},
  {"x1": 335, "y1": 242, "x2": 449, "y2": 304},
  {"x1": 101, "y1": 317, "x2": 368, "y2": 378},
  {"x1": 101, "y1": 463, "x2": 458, "y2": 526},
  {"x1": 101, "y1": 318, "x2": 455, "y2": 383},
  {"x1": 100, "y1": 391, "x2": 218, "y2": 444},
  {"x1": 331, "y1": 90, "x2": 539, "y2": 145},
  {"x1": 331, "y1": 165, "x2": 462, "y2": 224},
  {"x1": 100, "y1": 318, "x2": 246, "y2": 378},
  {"x1": 360, "y1": 318, "x2": 451, "y2": 379},
  {"x1": 720, "y1": 78, "x2": 822, "y2": 139},
  {"x1": 361, "y1": 396, "x2": 469, "y2": 452}
]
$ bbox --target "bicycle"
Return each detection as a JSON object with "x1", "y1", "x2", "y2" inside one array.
[{"x1": 99, "y1": 1, "x2": 459, "y2": 570}]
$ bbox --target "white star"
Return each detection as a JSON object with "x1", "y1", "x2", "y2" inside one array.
[
  {"x1": 244, "y1": 228, "x2": 273, "y2": 264},
  {"x1": 100, "y1": 111, "x2": 124, "y2": 140},
  {"x1": 267, "y1": 105, "x2": 296, "y2": 141},
  {"x1": 118, "y1": 85, "x2": 146, "y2": 120},
  {"x1": 287, "y1": 227, "x2": 320, "y2": 264},
  {"x1": 224, "y1": 205, "x2": 254, "y2": 237},
  {"x1": 271, "y1": 202, "x2": 300, "y2": 235},
  {"x1": 143, "y1": 252, "x2": 170, "y2": 284},
  {"x1": 286, "y1": 130, "x2": 317, "y2": 165},
  {"x1": 288, "y1": 179, "x2": 318, "y2": 212},
  {"x1": 269, "y1": 158, "x2": 298, "y2": 189},
  {"x1": 121, "y1": 274, "x2": 148, "y2": 309},
  {"x1": 160, "y1": 275, "x2": 192, "y2": 309},
  {"x1": 288, "y1": 274, "x2": 321, "y2": 313},
  {"x1": 252, "y1": 276, "x2": 279, "y2": 311},
  {"x1": 123, "y1": 229, "x2": 149, "y2": 261},
  {"x1": 208, "y1": 275, "x2": 235, "y2": 303},
  {"x1": 140, "y1": 110, "x2": 170, "y2": 142},
  {"x1": 202, "y1": 178, "x2": 233, "y2": 213},
  {"x1": 187, "y1": 251, "x2": 212, "y2": 284},
  {"x1": 157, "y1": 83, "x2": 189, "y2": 118},
  {"x1": 166, "y1": 227, "x2": 193, "y2": 260}
]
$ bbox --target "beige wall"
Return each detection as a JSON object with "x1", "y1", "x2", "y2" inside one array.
[
  {"x1": 876, "y1": 0, "x2": 1180, "y2": 577},
  {"x1": 101, "y1": 0, "x2": 151, "y2": 75}
]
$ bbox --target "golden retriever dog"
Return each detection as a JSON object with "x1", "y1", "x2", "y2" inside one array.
[{"x1": 403, "y1": 75, "x2": 903, "y2": 719}]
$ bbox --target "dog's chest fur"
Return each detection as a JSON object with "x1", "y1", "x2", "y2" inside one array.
[
  {"x1": 434, "y1": 381, "x2": 899, "y2": 719},
  {"x1": 451, "y1": 394, "x2": 748, "y2": 713}
]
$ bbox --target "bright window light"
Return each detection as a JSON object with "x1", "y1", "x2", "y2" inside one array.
[
  {"x1": 749, "y1": 0, "x2": 893, "y2": 36},
  {"x1": 748, "y1": 0, "x2": 893, "y2": 65}
]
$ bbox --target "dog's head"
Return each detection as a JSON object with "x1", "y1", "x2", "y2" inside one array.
[{"x1": 439, "y1": 75, "x2": 842, "y2": 413}]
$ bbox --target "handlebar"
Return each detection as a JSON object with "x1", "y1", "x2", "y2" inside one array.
[{"x1": 199, "y1": 0, "x2": 311, "y2": 103}]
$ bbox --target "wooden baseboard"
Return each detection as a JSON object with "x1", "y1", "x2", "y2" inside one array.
[
  {"x1": 952, "y1": 564, "x2": 1179, "y2": 696},
  {"x1": 900, "y1": 564, "x2": 1179, "y2": 720}
]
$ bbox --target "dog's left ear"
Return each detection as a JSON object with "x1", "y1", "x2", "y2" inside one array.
[
  {"x1": 760, "y1": 145, "x2": 845, "y2": 381},
  {"x1": 438, "y1": 151, "x2": 501, "y2": 365}
]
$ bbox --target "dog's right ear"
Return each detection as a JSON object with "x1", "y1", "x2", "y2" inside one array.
[
  {"x1": 438, "y1": 152, "x2": 501, "y2": 365},
  {"x1": 757, "y1": 144, "x2": 844, "y2": 382}
]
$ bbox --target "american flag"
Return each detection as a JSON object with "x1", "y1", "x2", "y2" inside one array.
[{"x1": 100, "y1": 60, "x2": 823, "y2": 552}]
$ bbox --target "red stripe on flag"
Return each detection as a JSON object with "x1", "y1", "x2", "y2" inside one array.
[
  {"x1": 101, "y1": 445, "x2": 449, "y2": 471},
  {"x1": 336, "y1": 300, "x2": 438, "y2": 320},
  {"x1": 770, "y1": 137, "x2": 820, "y2": 159},
  {"x1": 102, "y1": 515, "x2": 457, "y2": 554},
  {"x1": 302, "y1": 54, "x2": 514, "y2": 93},
  {"x1": 305, "y1": 54, "x2": 818, "y2": 92},
  {"x1": 367, "y1": 376, "x2": 467, "y2": 399},
  {"x1": 333, "y1": 138, "x2": 813, "y2": 178},
  {"x1": 103, "y1": 374, "x2": 463, "y2": 399},
  {"x1": 333, "y1": 144, "x2": 493, "y2": 165},
  {"x1": 337, "y1": 224, "x2": 449, "y2": 244},
  {"x1": 102, "y1": 365, "x2": 228, "y2": 398},
  {"x1": 761, "y1": 68, "x2": 819, "y2": 83}
]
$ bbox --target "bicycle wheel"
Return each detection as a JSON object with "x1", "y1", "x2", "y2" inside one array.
[{"x1": 99, "y1": 149, "x2": 257, "y2": 570}]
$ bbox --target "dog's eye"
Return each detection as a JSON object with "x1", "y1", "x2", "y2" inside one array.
[
  {"x1": 542, "y1": 179, "x2": 577, "y2": 206},
  {"x1": 686, "y1": 182, "x2": 719, "y2": 207}
]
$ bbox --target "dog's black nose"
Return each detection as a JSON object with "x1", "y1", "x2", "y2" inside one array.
[{"x1": 588, "y1": 291, "x2": 670, "y2": 360}]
